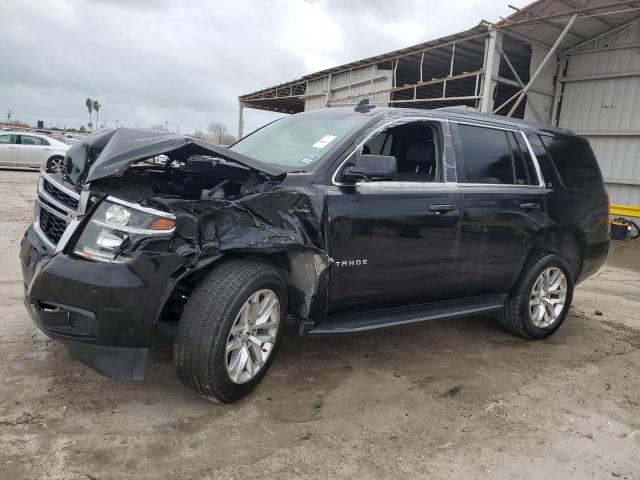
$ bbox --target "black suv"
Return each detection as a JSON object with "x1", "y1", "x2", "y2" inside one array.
[{"x1": 20, "y1": 107, "x2": 609, "y2": 402}]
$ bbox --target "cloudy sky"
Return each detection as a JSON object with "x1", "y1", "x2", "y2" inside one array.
[{"x1": 2, "y1": 0, "x2": 513, "y2": 136}]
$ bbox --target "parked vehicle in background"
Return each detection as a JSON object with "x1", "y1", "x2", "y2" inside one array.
[
  {"x1": 20, "y1": 107, "x2": 609, "y2": 402},
  {"x1": 0, "y1": 131, "x2": 69, "y2": 172}
]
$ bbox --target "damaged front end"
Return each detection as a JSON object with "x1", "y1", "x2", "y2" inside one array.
[{"x1": 20, "y1": 128, "x2": 331, "y2": 381}]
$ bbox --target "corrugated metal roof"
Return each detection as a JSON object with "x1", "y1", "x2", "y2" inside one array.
[
  {"x1": 495, "y1": 0, "x2": 640, "y2": 50},
  {"x1": 238, "y1": 25, "x2": 489, "y2": 101},
  {"x1": 238, "y1": 0, "x2": 640, "y2": 113}
]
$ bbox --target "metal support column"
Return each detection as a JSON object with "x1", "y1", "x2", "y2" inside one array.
[
  {"x1": 237, "y1": 101, "x2": 244, "y2": 140},
  {"x1": 507, "y1": 13, "x2": 578, "y2": 117},
  {"x1": 480, "y1": 30, "x2": 501, "y2": 113}
]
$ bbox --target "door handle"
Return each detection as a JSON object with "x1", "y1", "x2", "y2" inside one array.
[
  {"x1": 8, "y1": 146, "x2": 17, "y2": 149},
  {"x1": 520, "y1": 202, "x2": 541, "y2": 211},
  {"x1": 428, "y1": 204, "x2": 456, "y2": 214}
]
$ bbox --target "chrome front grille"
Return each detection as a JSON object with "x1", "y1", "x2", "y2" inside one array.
[
  {"x1": 43, "y1": 178, "x2": 79, "y2": 210},
  {"x1": 39, "y1": 207, "x2": 68, "y2": 244},
  {"x1": 34, "y1": 171, "x2": 81, "y2": 250}
]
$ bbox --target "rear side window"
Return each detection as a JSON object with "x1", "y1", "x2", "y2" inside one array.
[
  {"x1": 512, "y1": 133, "x2": 539, "y2": 185},
  {"x1": 20, "y1": 135, "x2": 46, "y2": 146},
  {"x1": 0, "y1": 134, "x2": 17, "y2": 144},
  {"x1": 456, "y1": 124, "x2": 514, "y2": 184},
  {"x1": 540, "y1": 135, "x2": 602, "y2": 189},
  {"x1": 526, "y1": 133, "x2": 561, "y2": 187}
]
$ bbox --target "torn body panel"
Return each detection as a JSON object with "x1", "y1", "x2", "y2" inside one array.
[
  {"x1": 65, "y1": 128, "x2": 333, "y2": 321},
  {"x1": 22, "y1": 128, "x2": 335, "y2": 381}
]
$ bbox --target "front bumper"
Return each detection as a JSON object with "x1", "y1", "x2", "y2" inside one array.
[{"x1": 20, "y1": 226, "x2": 186, "y2": 380}]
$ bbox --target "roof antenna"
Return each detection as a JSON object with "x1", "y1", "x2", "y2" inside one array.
[{"x1": 354, "y1": 98, "x2": 375, "y2": 113}]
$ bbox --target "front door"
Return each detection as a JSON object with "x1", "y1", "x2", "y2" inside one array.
[
  {"x1": 17, "y1": 135, "x2": 50, "y2": 167},
  {"x1": 327, "y1": 119, "x2": 466, "y2": 314},
  {"x1": 0, "y1": 134, "x2": 19, "y2": 166}
]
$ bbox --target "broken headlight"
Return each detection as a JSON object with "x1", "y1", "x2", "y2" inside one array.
[{"x1": 73, "y1": 197, "x2": 176, "y2": 262}]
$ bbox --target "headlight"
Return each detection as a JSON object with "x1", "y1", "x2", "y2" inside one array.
[{"x1": 73, "y1": 197, "x2": 176, "y2": 262}]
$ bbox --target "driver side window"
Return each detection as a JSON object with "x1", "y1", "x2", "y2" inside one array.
[
  {"x1": 364, "y1": 131, "x2": 392, "y2": 156},
  {"x1": 359, "y1": 121, "x2": 440, "y2": 183}
]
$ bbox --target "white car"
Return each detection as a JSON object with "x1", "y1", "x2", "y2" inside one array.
[{"x1": 0, "y1": 131, "x2": 70, "y2": 172}]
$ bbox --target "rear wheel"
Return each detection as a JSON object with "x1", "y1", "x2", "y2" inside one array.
[
  {"x1": 173, "y1": 259, "x2": 287, "y2": 402},
  {"x1": 45, "y1": 156, "x2": 65, "y2": 174},
  {"x1": 498, "y1": 253, "x2": 574, "y2": 339}
]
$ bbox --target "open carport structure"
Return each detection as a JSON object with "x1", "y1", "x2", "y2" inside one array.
[{"x1": 238, "y1": 0, "x2": 640, "y2": 212}]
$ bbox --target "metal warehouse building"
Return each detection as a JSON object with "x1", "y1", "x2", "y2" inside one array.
[{"x1": 238, "y1": 0, "x2": 640, "y2": 211}]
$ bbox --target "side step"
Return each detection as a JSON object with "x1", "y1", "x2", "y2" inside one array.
[{"x1": 304, "y1": 295, "x2": 506, "y2": 335}]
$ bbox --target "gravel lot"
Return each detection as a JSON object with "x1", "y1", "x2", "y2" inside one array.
[{"x1": 1, "y1": 170, "x2": 639, "y2": 479}]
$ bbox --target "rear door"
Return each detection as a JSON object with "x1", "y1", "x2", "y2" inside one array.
[
  {"x1": 0, "y1": 134, "x2": 19, "y2": 166},
  {"x1": 451, "y1": 121, "x2": 548, "y2": 296},
  {"x1": 17, "y1": 135, "x2": 50, "y2": 167},
  {"x1": 326, "y1": 118, "x2": 467, "y2": 313}
]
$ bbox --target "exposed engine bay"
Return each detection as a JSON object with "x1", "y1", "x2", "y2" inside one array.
[
  {"x1": 90, "y1": 158, "x2": 272, "y2": 204},
  {"x1": 56, "y1": 129, "x2": 331, "y2": 322}
]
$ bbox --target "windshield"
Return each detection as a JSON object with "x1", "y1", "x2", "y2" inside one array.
[{"x1": 229, "y1": 113, "x2": 368, "y2": 169}]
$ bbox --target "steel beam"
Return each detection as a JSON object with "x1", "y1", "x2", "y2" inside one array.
[
  {"x1": 480, "y1": 30, "x2": 501, "y2": 113},
  {"x1": 496, "y1": 0, "x2": 640, "y2": 28},
  {"x1": 507, "y1": 13, "x2": 578, "y2": 117},
  {"x1": 237, "y1": 101, "x2": 244, "y2": 140}
]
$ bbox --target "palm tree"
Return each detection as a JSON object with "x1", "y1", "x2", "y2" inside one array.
[
  {"x1": 85, "y1": 98, "x2": 93, "y2": 131},
  {"x1": 92, "y1": 101, "x2": 101, "y2": 130}
]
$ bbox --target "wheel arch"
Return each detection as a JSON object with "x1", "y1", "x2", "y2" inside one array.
[
  {"x1": 526, "y1": 226, "x2": 585, "y2": 281},
  {"x1": 158, "y1": 249, "x2": 330, "y2": 325}
]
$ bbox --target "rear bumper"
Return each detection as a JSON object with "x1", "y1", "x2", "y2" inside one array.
[{"x1": 20, "y1": 225, "x2": 186, "y2": 380}]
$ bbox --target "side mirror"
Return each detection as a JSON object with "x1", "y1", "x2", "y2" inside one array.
[{"x1": 343, "y1": 154, "x2": 397, "y2": 181}]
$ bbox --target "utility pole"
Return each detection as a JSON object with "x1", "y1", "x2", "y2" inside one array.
[
  {"x1": 5, "y1": 109, "x2": 12, "y2": 123},
  {"x1": 165, "y1": 120, "x2": 168, "y2": 132}
]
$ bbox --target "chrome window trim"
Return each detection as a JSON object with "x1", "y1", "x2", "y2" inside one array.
[
  {"x1": 519, "y1": 132, "x2": 545, "y2": 188},
  {"x1": 331, "y1": 116, "x2": 546, "y2": 190},
  {"x1": 331, "y1": 115, "x2": 454, "y2": 188},
  {"x1": 452, "y1": 120, "x2": 520, "y2": 133},
  {"x1": 353, "y1": 181, "x2": 457, "y2": 190},
  {"x1": 457, "y1": 184, "x2": 543, "y2": 189}
]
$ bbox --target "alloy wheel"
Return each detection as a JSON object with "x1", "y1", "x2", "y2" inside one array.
[
  {"x1": 529, "y1": 267, "x2": 567, "y2": 328},
  {"x1": 225, "y1": 289, "x2": 280, "y2": 384},
  {"x1": 47, "y1": 157, "x2": 65, "y2": 174}
]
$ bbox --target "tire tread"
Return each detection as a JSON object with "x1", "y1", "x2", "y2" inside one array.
[{"x1": 174, "y1": 258, "x2": 283, "y2": 402}]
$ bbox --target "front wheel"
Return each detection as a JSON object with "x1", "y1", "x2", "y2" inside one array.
[
  {"x1": 498, "y1": 253, "x2": 574, "y2": 339},
  {"x1": 174, "y1": 259, "x2": 287, "y2": 402},
  {"x1": 45, "y1": 156, "x2": 65, "y2": 174}
]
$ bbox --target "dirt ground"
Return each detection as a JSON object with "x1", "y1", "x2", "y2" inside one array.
[{"x1": 1, "y1": 170, "x2": 639, "y2": 480}]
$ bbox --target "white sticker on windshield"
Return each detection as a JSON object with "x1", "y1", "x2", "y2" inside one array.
[{"x1": 312, "y1": 134, "x2": 337, "y2": 149}]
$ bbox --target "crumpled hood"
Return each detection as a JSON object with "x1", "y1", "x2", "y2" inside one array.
[{"x1": 65, "y1": 128, "x2": 286, "y2": 186}]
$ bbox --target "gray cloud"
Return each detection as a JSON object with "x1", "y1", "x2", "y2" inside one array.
[{"x1": 1, "y1": 0, "x2": 510, "y2": 134}]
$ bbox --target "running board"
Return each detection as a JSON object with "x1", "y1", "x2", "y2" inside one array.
[{"x1": 304, "y1": 295, "x2": 506, "y2": 335}]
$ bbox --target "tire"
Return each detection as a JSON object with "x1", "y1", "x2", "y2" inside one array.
[
  {"x1": 45, "y1": 156, "x2": 65, "y2": 174},
  {"x1": 498, "y1": 253, "x2": 574, "y2": 339},
  {"x1": 174, "y1": 258, "x2": 287, "y2": 403}
]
